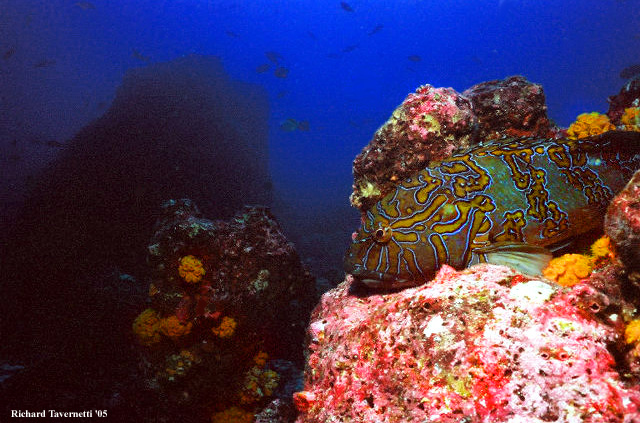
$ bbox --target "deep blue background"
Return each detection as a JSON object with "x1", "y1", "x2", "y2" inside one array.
[{"x1": 2, "y1": 0, "x2": 639, "y2": 272}]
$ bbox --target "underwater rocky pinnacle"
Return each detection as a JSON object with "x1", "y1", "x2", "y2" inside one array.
[
  {"x1": 132, "y1": 199, "x2": 315, "y2": 422},
  {"x1": 295, "y1": 75, "x2": 640, "y2": 423}
]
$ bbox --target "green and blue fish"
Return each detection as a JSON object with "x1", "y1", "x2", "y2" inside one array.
[{"x1": 344, "y1": 131, "x2": 640, "y2": 288}]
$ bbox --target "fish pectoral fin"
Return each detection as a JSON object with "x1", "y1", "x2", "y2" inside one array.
[{"x1": 475, "y1": 242, "x2": 552, "y2": 276}]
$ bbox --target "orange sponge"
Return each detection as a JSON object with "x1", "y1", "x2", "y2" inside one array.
[
  {"x1": 621, "y1": 107, "x2": 640, "y2": 131},
  {"x1": 211, "y1": 316, "x2": 237, "y2": 338},
  {"x1": 543, "y1": 253, "x2": 592, "y2": 287},
  {"x1": 158, "y1": 315, "x2": 193, "y2": 340},
  {"x1": 133, "y1": 308, "x2": 161, "y2": 346},
  {"x1": 178, "y1": 255, "x2": 206, "y2": 284},
  {"x1": 567, "y1": 112, "x2": 615, "y2": 139},
  {"x1": 625, "y1": 320, "x2": 640, "y2": 344}
]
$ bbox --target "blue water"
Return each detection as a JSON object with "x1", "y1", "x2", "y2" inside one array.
[{"x1": 1, "y1": 0, "x2": 639, "y2": 270}]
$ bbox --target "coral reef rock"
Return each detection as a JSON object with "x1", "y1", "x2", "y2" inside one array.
[
  {"x1": 463, "y1": 75, "x2": 559, "y2": 140},
  {"x1": 134, "y1": 199, "x2": 316, "y2": 421},
  {"x1": 296, "y1": 264, "x2": 640, "y2": 423},
  {"x1": 351, "y1": 84, "x2": 476, "y2": 210},
  {"x1": 608, "y1": 75, "x2": 640, "y2": 125},
  {"x1": 605, "y1": 170, "x2": 640, "y2": 278}
]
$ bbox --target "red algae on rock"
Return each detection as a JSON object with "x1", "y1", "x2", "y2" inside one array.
[
  {"x1": 605, "y1": 170, "x2": 640, "y2": 277},
  {"x1": 296, "y1": 265, "x2": 640, "y2": 423},
  {"x1": 350, "y1": 84, "x2": 477, "y2": 210}
]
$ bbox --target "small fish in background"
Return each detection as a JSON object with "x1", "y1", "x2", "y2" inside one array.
[
  {"x1": 255, "y1": 63, "x2": 271, "y2": 73},
  {"x1": 3, "y1": 48, "x2": 15, "y2": 60},
  {"x1": 265, "y1": 51, "x2": 282, "y2": 64},
  {"x1": 131, "y1": 49, "x2": 151, "y2": 63},
  {"x1": 326, "y1": 52, "x2": 341, "y2": 59},
  {"x1": 33, "y1": 59, "x2": 56, "y2": 68},
  {"x1": 368, "y1": 24, "x2": 384, "y2": 35},
  {"x1": 340, "y1": 1, "x2": 354, "y2": 12},
  {"x1": 620, "y1": 63, "x2": 640, "y2": 79},
  {"x1": 279, "y1": 118, "x2": 310, "y2": 132},
  {"x1": 44, "y1": 140, "x2": 65, "y2": 148},
  {"x1": 342, "y1": 44, "x2": 359, "y2": 53},
  {"x1": 274, "y1": 66, "x2": 289, "y2": 78},
  {"x1": 75, "y1": 1, "x2": 96, "y2": 10},
  {"x1": 307, "y1": 31, "x2": 317, "y2": 40},
  {"x1": 225, "y1": 30, "x2": 240, "y2": 38},
  {"x1": 276, "y1": 90, "x2": 289, "y2": 99},
  {"x1": 408, "y1": 55, "x2": 422, "y2": 62}
]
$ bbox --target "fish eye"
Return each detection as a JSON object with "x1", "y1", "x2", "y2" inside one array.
[{"x1": 373, "y1": 224, "x2": 392, "y2": 243}]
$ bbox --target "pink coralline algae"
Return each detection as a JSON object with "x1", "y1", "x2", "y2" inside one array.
[
  {"x1": 605, "y1": 170, "x2": 640, "y2": 280},
  {"x1": 295, "y1": 265, "x2": 640, "y2": 423},
  {"x1": 463, "y1": 75, "x2": 560, "y2": 140},
  {"x1": 350, "y1": 76, "x2": 562, "y2": 212},
  {"x1": 351, "y1": 84, "x2": 477, "y2": 210}
]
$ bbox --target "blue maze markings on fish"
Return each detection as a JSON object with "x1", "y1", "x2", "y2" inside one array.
[{"x1": 344, "y1": 131, "x2": 640, "y2": 288}]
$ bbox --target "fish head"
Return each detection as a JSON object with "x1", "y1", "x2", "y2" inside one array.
[{"x1": 344, "y1": 201, "x2": 442, "y2": 289}]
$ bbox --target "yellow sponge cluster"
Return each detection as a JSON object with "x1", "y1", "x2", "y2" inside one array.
[
  {"x1": 133, "y1": 308, "x2": 161, "y2": 346},
  {"x1": 543, "y1": 236, "x2": 616, "y2": 287},
  {"x1": 210, "y1": 406, "x2": 254, "y2": 423},
  {"x1": 543, "y1": 253, "x2": 593, "y2": 287},
  {"x1": 178, "y1": 255, "x2": 206, "y2": 284},
  {"x1": 158, "y1": 315, "x2": 193, "y2": 340},
  {"x1": 625, "y1": 320, "x2": 640, "y2": 344},
  {"x1": 621, "y1": 107, "x2": 640, "y2": 131},
  {"x1": 590, "y1": 236, "x2": 615, "y2": 266},
  {"x1": 132, "y1": 309, "x2": 192, "y2": 345},
  {"x1": 211, "y1": 316, "x2": 237, "y2": 338},
  {"x1": 567, "y1": 112, "x2": 615, "y2": 139}
]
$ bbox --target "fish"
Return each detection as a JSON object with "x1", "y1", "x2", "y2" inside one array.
[
  {"x1": 225, "y1": 30, "x2": 240, "y2": 38},
  {"x1": 255, "y1": 63, "x2": 271, "y2": 73},
  {"x1": 340, "y1": 1, "x2": 354, "y2": 12},
  {"x1": 274, "y1": 66, "x2": 289, "y2": 78},
  {"x1": 3, "y1": 48, "x2": 15, "y2": 60},
  {"x1": 408, "y1": 55, "x2": 422, "y2": 62},
  {"x1": 344, "y1": 131, "x2": 640, "y2": 289},
  {"x1": 75, "y1": 1, "x2": 96, "y2": 10},
  {"x1": 279, "y1": 118, "x2": 309, "y2": 132},
  {"x1": 342, "y1": 44, "x2": 359, "y2": 53},
  {"x1": 265, "y1": 51, "x2": 282, "y2": 64},
  {"x1": 131, "y1": 49, "x2": 150, "y2": 63},
  {"x1": 620, "y1": 64, "x2": 640, "y2": 80},
  {"x1": 33, "y1": 59, "x2": 56, "y2": 68},
  {"x1": 368, "y1": 24, "x2": 384, "y2": 35}
]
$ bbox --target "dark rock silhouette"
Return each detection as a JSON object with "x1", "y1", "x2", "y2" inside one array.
[{"x1": 0, "y1": 55, "x2": 271, "y2": 417}]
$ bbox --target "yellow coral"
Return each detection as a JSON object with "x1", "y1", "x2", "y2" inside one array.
[
  {"x1": 211, "y1": 316, "x2": 237, "y2": 338},
  {"x1": 210, "y1": 406, "x2": 254, "y2": 423},
  {"x1": 543, "y1": 253, "x2": 593, "y2": 287},
  {"x1": 253, "y1": 350, "x2": 269, "y2": 367},
  {"x1": 158, "y1": 315, "x2": 193, "y2": 340},
  {"x1": 567, "y1": 112, "x2": 615, "y2": 139},
  {"x1": 621, "y1": 107, "x2": 640, "y2": 131},
  {"x1": 590, "y1": 235, "x2": 615, "y2": 267},
  {"x1": 133, "y1": 308, "x2": 161, "y2": 346},
  {"x1": 625, "y1": 320, "x2": 640, "y2": 344},
  {"x1": 178, "y1": 255, "x2": 206, "y2": 283}
]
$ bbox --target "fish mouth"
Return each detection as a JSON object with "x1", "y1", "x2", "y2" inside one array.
[{"x1": 345, "y1": 263, "x2": 417, "y2": 289}]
